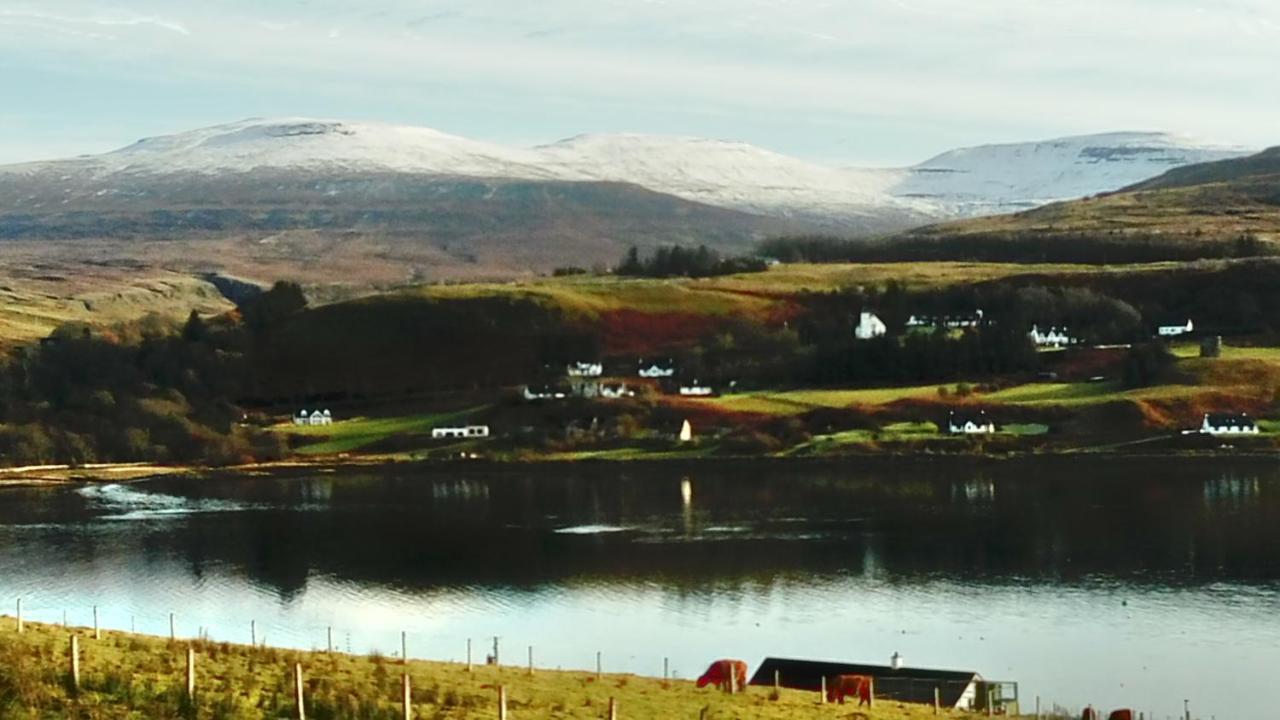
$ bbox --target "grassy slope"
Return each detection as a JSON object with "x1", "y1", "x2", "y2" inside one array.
[
  {"x1": 281, "y1": 407, "x2": 490, "y2": 455},
  {"x1": 0, "y1": 619, "x2": 971, "y2": 720}
]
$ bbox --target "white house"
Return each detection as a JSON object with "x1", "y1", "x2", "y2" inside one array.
[
  {"x1": 1157, "y1": 319, "x2": 1194, "y2": 337},
  {"x1": 908, "y1": 310, "x2": 984, "y2": 329},
  {"x1": 295, "y1": 409, "x2": 333, "y2": 426},
  {"x1": 1200, "y1": 413, "x2": 1259, "y2": 435},
  {"x1": 600, "y1": 383, "x2": 636, "y2": 399},
  {"x1": 678, "y1": 382, "x2": 715, "y2": 397},
  {"x1": 523, "y1": 385, "x2": 568, "y2": 401},
  {"x1": 638, "y1": 360, "x2": 676, "y2": 378},
  {"x1": 432, "y1": 425, "x2": 491, "y2": 439},
  {"x1": 1029, "y1": 325, "x2": 1077, "y2": 348},
  {"x1": 948, "y1": 411, "x2": 996, "y2": 434},
  {"x1": 566, "y1": 361, "x2": 604, "y2": 378},
  {"x1": 854, "y1": 312, "x2": 888, "y2": 340}
]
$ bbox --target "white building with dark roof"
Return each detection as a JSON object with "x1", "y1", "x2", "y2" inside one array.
[{"x1": 1200, "y1": 413, "x2": 1259, "y2": 435}]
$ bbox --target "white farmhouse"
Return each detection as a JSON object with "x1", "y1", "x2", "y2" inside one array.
[
  {"x1": 1200, "y1": 413, "x2": 1259, "y2": 435},
  {"x1": 567, "y1": 361, "x2": 604, "y2": 378},
  {"x1": 600, "y1": 383, "x2": 636, "y2": 399},
  {"x1": 854, "y1": 312, "x2": 887, "y2": 340},
  {"x1": 1157, "y1": 319, "x2": 1194, "y2": 337},
  {"x1": 432, "y1": 425, "x2": 491, "y2": 439},
  {"x1": 638, "y1": 360, "x2": 676, "y2": 378},
  {"x1": 523, "y1": 385, "x2": 568, "y2": 401},
  {"x1": 1029, "y1": 325, "x2": 1077, "y2": 348},
  {"x1": 948, "y1": 411, "x2": 996, "y2": 434},
  {"x1": 295, "y1": 409, "x2": 333, "y2": 426},
  {"x1": 678, "y1": 382, "x2": 715, "y2": 397}
]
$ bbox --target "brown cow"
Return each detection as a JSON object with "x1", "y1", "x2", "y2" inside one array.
[
  {"x1": 827, "y1": 674, "x2": 873, "y2": 706},
  {"x1": 696, "y1": 660, "x2": 748, "y2": 693},
  {"x1": 1107, "y1": 711, "x2": 1134, "y2": 720},
  {"x1": 1081, "y1": 706, "x2": 1100, "y2": 720}
]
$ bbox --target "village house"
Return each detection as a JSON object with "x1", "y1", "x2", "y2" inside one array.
[
  {"x1": 1200, "y1": 413, "x2": 1259, "y2": 435},
  {"x1": 1156, "y1": 319, "x2": 1194, "y2": 337},
  {"x1": 566, "y1": 361, "x2": 604, "y2": 378},
  {"x1": 1028, "y1": 324, "x2": 1077, "y2": 348},
  {"x1": 431, "y1": 425, "x2": 491, "y2": 439},
  {"x1": 948, "y1": 410, "x2": 996, "y2": 434},
  {"x1": 638, "y1": 359, "x2": 676, "y2": 378},
  {"x1": 294, "y1": 409, "x2": 333, "y2": 426},
  {"x1": 522, "y1": 384, "x2": 569, "y2": 401},
  {"x1": 678, "y1": 381, "x2": 715, "y2": 397},
  {"x1": 599, "y1": 382, "x2": 636, "y2": 399},
  {"x1": 907, "y1": 309, "x2": 985, "y2": 329},
  {"x1": 854, "y1": 311, "x2": 887, "y2": 340}
]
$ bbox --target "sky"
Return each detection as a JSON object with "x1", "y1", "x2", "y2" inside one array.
[{"x1": 1, "y1": 0, "x2": 1277, "y2": 166}]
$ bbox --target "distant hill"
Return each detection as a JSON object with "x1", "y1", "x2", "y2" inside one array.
[
  {"x1": 0, "y1": 118, "x2": 1253, "y2": 281},
  {"x1": 885, "y1": 146, "x2": 1280, "y2": 263}
]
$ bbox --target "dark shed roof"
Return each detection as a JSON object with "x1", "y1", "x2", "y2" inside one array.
[{"x1": 749, "y1": 657, "x2": 979, "y2": 708}]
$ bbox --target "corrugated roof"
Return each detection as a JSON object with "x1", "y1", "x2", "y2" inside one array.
[{"x1": 748, "y1": 657, "x2": 978, "y2": 707}]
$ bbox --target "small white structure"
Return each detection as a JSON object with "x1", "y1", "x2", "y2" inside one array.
[
  {"x1": 295, "y1": 409, "x2": 333, "y2": 426},
  {"x1": 678, "y1": 419, "x2": 694, "y2": 443},
  {"x1": 948, "y1": 411, "x2": 996, "y2": 434},
  {"x1": 600, "y1": 383, "x2": 636, "y2": 399},
  {"x1": 1200, "y1": 413, "x2": 1259, "y2": 435},
  {"x1": 1157, "y1": 319, "x2": 1194, "y2": 337},
  {"x1": 638, "y1": 360, "x2": 676, "y2": 378},
  {"x1": 523, "y1": 385, "x2": 568, "y2": 401},
  {"x1": 890, "y1": 652, "x2": 904, "y2": 670},
  {"x1": 566, "y1": 361, "x2": 604, "y2": 378},
  {"x1": 432, "y1": 425, "x2": 491, "y2": 439},
  {"x1": 678, "y1": 382, "x2": 715, "y2": 397},
  {"x1": 907, "y1": 310, "x2": 984, "y2": 329},
  {"x1": 1029, "y1": 325, "x2": 1077, "y2": 348},
  {"x1": 854, "y1": 312, "x2": 887, "y2": 340}
]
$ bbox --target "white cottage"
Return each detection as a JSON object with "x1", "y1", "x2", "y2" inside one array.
[
  {"x1": 1200, "y1": 413, "x2": 1259, "y2": 435},
  {"x1": 678, "y1": 382, "x2": 715, "y2": 397},
  {"x1": 600, "y1": 383, "x2": 636, "y2": 399},
  {"x1": 854, "y1": 312, "x2": 887, "y2": 340},
  {"x1": 1157, "y1": 319, "x2": 1194, "y2": 337},
  {"x1": 1029, "y1": 325, "x2": 1077, "y2": 348},
  {"x1": 566, "y1": 361, "x2": 604, "y2": 378},
  {"x1": 948, "y1": 410, "x2": 996, "y2": 434},
  {"x1": 432, "y1": 425, "x2": 491, "y2": 439},
  {"x1": 295, "y1": 409, "x2": 333, "y2": 426},
  {"x1": 638, "y1": 360, "x2": 676, "y2": 378},
  {"x1": 523, "y1": 385, "x2": 569, "y2": 401}
]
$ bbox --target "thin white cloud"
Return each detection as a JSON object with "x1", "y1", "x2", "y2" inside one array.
[{"x1": 0, "y1": 8, "x2": 189, "y2": 36}]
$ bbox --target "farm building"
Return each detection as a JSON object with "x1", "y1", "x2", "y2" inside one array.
[
  {"x1": 431, "y1": 425, "x2": 490, "y2": 439},
  {"x1": 854, "y1": 312, "x2": 887, "y2": 340},
  {"x1": 748, "y1": 657, "x2": 1015, "y2": 714},
  {"x1": 600, "y1": 383, "x2": 636, "y2": 399},
  {"x1": 678, "y1": 382, "x2": 715, "y2": 397},
  {"x1": 948, "y1": 410, "x2": 996, "y2": 434},
  {"x1": 1156, "y1": 319, "x2": 1194, "y2": 337},
  {"x1": 1200, "y1": 413, "x2": 1259, "y2": 435}
]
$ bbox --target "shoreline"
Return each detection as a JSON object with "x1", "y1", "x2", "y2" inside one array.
[{"x1": 3, "y1": 448, "x2": 1276, "y2": 488}]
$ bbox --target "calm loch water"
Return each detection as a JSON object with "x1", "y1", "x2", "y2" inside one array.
[{"x1": 1, "y1": 461, "x2": 1277, "y2": 719}]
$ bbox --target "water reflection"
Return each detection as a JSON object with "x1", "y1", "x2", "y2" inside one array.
[{"x1": 2, "y1": 462, "x2": 1280, "y2": 718}]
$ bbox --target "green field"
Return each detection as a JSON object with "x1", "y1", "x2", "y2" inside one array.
[
  {"x1": 282, "y1": 407, "x2": 490, "y2": 455},
  {"x1": 0, "y1": 619, "x2": 974, "y2": 720}
]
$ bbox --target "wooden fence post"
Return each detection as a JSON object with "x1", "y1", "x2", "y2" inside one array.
[
  {"x1": 497, "y1": 685, "x2": 507, "y2": 720},
  {"x1": 251, "y1": 620, "x2": 256, "y2": 646},
  {"x1": 608, "y1": 697, "x2": 618, "y2": 720},
  {"x1": 934, "y1": 686, "x2": 940, "y2": 714},
  {"x1": 773, "y1": 669, "x2": 780, "y2": 694},
  {"x1": 467, "y1": 638, "x2": 472, "y2": 672},
  {"x1": 69, "y1": 634, "x2": 80, "y2": 691},
  {"x1": 1036, "y1": 695, "x2": 1041, "y2": 719},
  {"x1": 986, "y1": 686, "x2": 993, "y2": 716},
  {"x1": 294, "y1": 663, "x2": 306, "y2": 720},
  {"x1": 596, "y1": 651, "x2": 602, "y2": 680},
  {"x1": 820, "y1": 676, "x2": 826, "y2": 704},
  {"x1": 868, "y1": 677, "x2": 875, "y2": 708},
  {"x1": 527, "y1": 646, "x2": 534, "y2": 676},
  {"x1": 402, "y1": 673, "x2": 412, "y2": 720},
  {"x1": 327, "y1": 626, "x2": 333, "y2": 653},
  {"x1": 169, "y1": 612, "x2": 175, "y2": 642},
  {"x1": 186, "y1": 646, "x2": 196, "y2": 699},
  {"x1": 663, "y1": 657, "x2": 669, "y2": 683},
  {"x1": 93, "y1": 605, "x2": 100, "y2": 640},
  {"x1": 728, "y1": 666, "x2": 737, "y2": 695},
  {"x1": 401, "y1": 631, "x2": 408, "y2": 665},
  {"x1": 15, "y1": 598, "x2": 21, "y2": 634},
  {"x1": 493, "y1": 636, "x2": 500, "y2": 666}
]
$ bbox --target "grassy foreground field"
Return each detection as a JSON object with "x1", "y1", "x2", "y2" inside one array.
[{"x1": 0, "y1": 618, "x2": 980, "y2": 720}]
